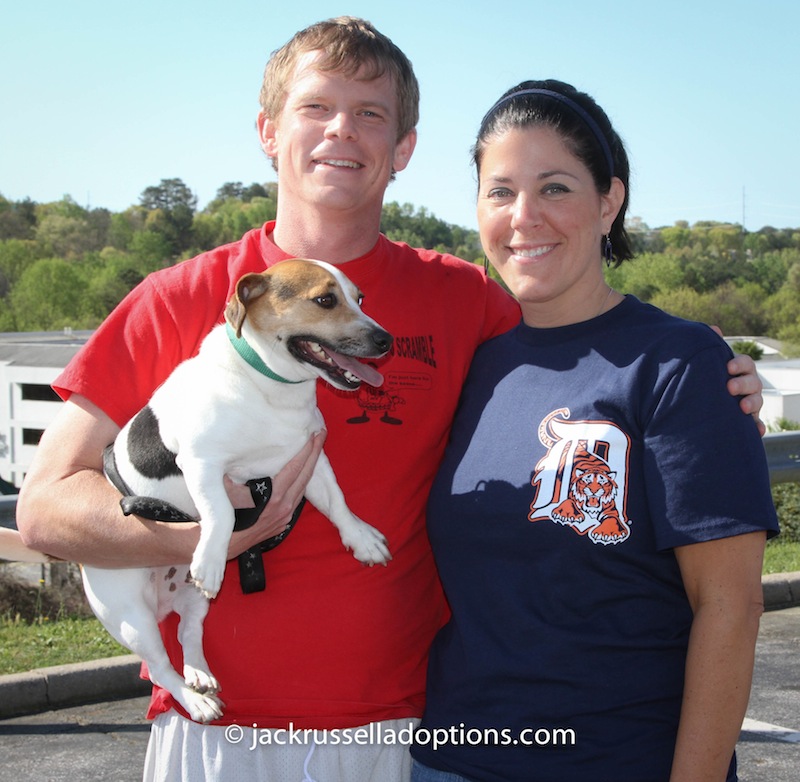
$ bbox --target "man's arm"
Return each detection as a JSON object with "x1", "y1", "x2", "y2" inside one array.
[
  {"x1": 669, "y1": 531, "x2": 766, "y2": 782},
  {"x1": 16, "y1": 394, "x2": 322, "y2": 567},
  {"x1": 726, "y1": 355, "x2": 765, "y2": 435}
]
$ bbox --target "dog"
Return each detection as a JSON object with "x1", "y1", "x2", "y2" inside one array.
[{"x1": 81, "y1": 258, "x2": 393, "y2": 723}]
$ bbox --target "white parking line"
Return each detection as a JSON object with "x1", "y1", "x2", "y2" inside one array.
[{"x1": 741, "y1": 718, "x2": 800, "y2": 743}]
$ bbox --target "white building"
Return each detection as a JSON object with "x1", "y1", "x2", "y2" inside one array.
[
  {"x1": 724, "y1": 337, "x2": 800, "y2": 431},
  {"x1": 758, "y1": 361, "x2": 800, "y2": 430},
  {"x1": 0, "y1": 331, "x2": 796, "y2": 491},
  {"x1": 0, "y1": 330, "x2": 92, "y2": 489}
]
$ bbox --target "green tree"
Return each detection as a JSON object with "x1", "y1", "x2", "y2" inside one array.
[
  {"x1": 35, "y1": 213, "x2": 93, "y2": 258},
  {"x1": 707, "y1": 224, "x2": 744, "y2": 258},
  {"x1": 215, "y1": 182, "x2": 247, "y2": 201},
  {"x1": 748, "y1": 249, "x2": 798, "y2": 295},
  {"x1": 34, "y1": 195, "x2": 87, "y2": 222},
  {"x1": 107, "y1": 207, "x2": 149, "y2": 251},
  {"x1": 0, "y1": 239, "x2": 43, "y2": 292},
  {"x1": 129, "y1": 230, "x2": 173, "y2": 273},
  {"x1": 83, "y1": 253, "x2": 144, "y2": 323},
  {"x1": 730, "y1": 340, "x2": 764, "y2": 360},
  {"x1": 650, "y1": 285, "x2": 706, "y2": 322},
  {"x1": 743, "y1": 232, "x2": 771, "y2": 257},
  {"x1": 213, "y1": 182, "x2": 270, "y2": 203},
  {"x1": 660, "y1": 222, "x2": 692, "y2": 251},
  {"x1": 9, "y1": 258, "x2": 86, "y2": 330},
  {"x1": 764, "y1": 273, "x2": 800, "y2": 340},
  {"x1": 653, "y1": 282, "x2": 766, "y2": 334},
  {"x1": 0, "y1": 196, "x2": 37, "y2": 240},
  {"x1": 31, "y1": 197, "x2": 111, "y2": 258},
  {"x1": 605, "y1": 252, "x2": 685, "y2": 300},
  {"x1": 192, "y1": 196, "x2": 277, "y2": 252},
  {"x1": 140, "y1": 179, "x2": 197, "y2": 256},
  {"x1": 140, "y1": 178, "x2": 198, "y2": 212},
  {"x1": 380, "y1": 201, "x2": 479, "y2": 255}
]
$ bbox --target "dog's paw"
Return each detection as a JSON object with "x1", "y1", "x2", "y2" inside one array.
[
  {"x1": 189, "y1": 554, "x2": 226, "y2": 599},
  {"x1": 184, "y1": 665, "x2": 220, "y2": 695},
  {"x1": 181, "y1": 688, "x2": 225, "y2": 724},
  {"x1": 342, "y1": 522, "x2": 391, "y2": 566}
]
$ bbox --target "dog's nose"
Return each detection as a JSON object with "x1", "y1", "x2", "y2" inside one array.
[{"x1": 372, "y1": 329, "x2": 393, "y2": 354}]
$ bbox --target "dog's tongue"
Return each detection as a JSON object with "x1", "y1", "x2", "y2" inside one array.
[{"x1": 327, "y1": 349, "x2": 384, "y2": 387}]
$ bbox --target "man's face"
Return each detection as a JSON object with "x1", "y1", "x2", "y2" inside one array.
[{"x1": 258, "y1": 51, "x2": 416, "y2": 220}]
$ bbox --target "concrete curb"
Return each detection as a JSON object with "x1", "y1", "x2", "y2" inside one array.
[
  {"x1": 0, "y1": 653, "x2": 149, "y2": 720},
  {"x1": 2, "y1": 574, "x2": 800, "y2": 721},
  {"x1": 762, "y1": 570, "x2": 800, "y2": 612}
]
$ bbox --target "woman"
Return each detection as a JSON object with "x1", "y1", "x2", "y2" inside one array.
[{"x1": 411, "y1": 80, "x2": 778, "y2": 782}]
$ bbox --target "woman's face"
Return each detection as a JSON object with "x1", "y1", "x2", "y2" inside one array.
[{"x1": 477, "y1": 125, "x2": 624, "y2": 328}]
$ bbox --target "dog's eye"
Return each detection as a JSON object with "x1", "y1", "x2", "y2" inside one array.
[
  {"x1": 357, "y1": 295, "x2": 364, "y2": 307},
  {"x1": 314, "y1": 294, "x2": 337, "y2": 309}
]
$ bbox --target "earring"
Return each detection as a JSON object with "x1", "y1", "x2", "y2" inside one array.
[
  {"x1": 483, "y1": 255, "x2": 490, "y2": 275},
  {"x1": 603, "y1": 235, "x2": 613, "y2": 268}
]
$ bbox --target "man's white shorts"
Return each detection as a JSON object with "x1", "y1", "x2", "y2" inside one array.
[{"x1": 143, "y1": 711, "x2": 418, "y2": 782}]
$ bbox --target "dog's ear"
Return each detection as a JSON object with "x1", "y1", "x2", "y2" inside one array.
[{"x1": 226, "y1": 273, "x2": 271, "y2": 337}]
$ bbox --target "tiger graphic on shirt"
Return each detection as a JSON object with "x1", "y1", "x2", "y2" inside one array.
[{"x1": 529, "y1": 408, "x2": 631, "y2": 545}]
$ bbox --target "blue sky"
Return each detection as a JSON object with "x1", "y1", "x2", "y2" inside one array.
[{"x1": 2, "y1": 0, "x2": 798, "y2": 233}]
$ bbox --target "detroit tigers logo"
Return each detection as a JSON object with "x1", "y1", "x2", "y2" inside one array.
[{"x1": 529, "y1": 409, "x2": 631, "y2": 545}]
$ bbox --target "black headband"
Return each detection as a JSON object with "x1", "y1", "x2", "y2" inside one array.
[{"x1": 479, "y1": 88, "x2": 615, "y2": 178}]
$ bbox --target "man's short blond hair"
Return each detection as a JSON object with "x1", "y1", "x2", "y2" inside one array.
[{"x1": 259, "y1": 17, "x2": 419, "y2": 141}]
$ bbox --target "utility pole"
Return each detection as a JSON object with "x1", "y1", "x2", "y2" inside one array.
[{"x1": 742, "y1": 186, "x2": 746, "y2": 233}]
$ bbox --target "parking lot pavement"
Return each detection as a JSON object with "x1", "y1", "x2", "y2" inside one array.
[
  {"x1": 0, "y1": 696, "x2": 151, "y2": 782},
  {"x1": 0, "y1": 608, "x2": 797, "y2": 781},
  {"x1": 737, "y1": 605, "x2": 800, "y2": 782}
]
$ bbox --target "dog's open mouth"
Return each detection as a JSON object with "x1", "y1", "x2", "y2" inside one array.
[{"x1": 290, "y1": 338, "x2": 384, "y2": 389}]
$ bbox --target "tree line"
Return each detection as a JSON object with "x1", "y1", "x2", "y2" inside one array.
[
  {"x1": 0, "y1": 179, "x2": 799, "y2": 353},
  {"x1": 608, "y1": 220, "x2": 800, "y2": 351}
]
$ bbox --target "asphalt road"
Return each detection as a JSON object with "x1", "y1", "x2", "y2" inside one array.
[
  {"x1": 737, "y1": 605, "x2": 800, "y2": 781},
  {"x1": 1, "y1": 607, "x2": 798, "y2": 781},
  {"x1": 0, "y1": 695, "x2": 151, "y2": 781}
]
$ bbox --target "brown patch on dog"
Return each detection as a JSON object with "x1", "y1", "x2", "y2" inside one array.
[
  {"x1": 226, "y1": 273, "x2": 272, "y2": 337},
  {"x1": 225, "y1": 259, "x2": 367, "y2": 340}
]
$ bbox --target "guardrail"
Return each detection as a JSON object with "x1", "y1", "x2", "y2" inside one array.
[
  {"x1": 1, "y1": 432, "x2": 799, "y2": 535},
  {"x1": 763, "y1": 431, "x2": 800, "y2": 485}
]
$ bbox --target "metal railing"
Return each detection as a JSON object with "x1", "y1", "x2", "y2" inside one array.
[
  {"x1": 763, "y1": 431, "x2": 800, "y2": 485},
  {"x1": 1, "y1": 432, "x2": 799, "y2": 536}
]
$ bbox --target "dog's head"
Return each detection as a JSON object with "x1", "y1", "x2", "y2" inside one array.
[{"x1": 225, "y1": 259, "x2": 393, "y2": 391}]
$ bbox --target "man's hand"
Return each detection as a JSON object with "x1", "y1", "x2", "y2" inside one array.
[
  {"x1": 726, "y1": 355, "x2": 765, "y2": 436},
  {"x1": 708, "y1": 326, "x2": 765, "y2": 435},
  {"x1": 225, "y1": 431, "x2": 326, "y2": 558}
]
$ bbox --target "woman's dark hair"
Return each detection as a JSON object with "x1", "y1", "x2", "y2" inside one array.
[{"x1": 473, "y1": 79, "x2": 633, "y2": 265}]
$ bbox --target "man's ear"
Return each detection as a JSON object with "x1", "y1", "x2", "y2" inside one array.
[
  {"x1": 392, "y1": 127, "x2": 417, "y2": 174},
  {"x1": 257, "y1": 111, "x2": 279, "y2": 159}
]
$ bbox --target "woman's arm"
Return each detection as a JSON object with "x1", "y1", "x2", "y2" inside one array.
[
  {"x1": 669, "y1": 530, "x2": 767, "y2": 782},
  {"x1": 16, "y1": 394, "x2": 322, "y2": 567}
]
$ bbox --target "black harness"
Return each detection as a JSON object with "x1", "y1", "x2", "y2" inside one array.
[{"x1": 103, "y1": 445, "x2": 304, "y2": 593}]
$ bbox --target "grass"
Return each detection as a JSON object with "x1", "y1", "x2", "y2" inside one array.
[
  {"x1": 0, "y1": 533, "x2": 799, "y2": 678},
  {"x1": 0, "y1": 615, "x2": 128, "y2": 675},
  {"x1": 0, "y1": 564, "x2": 128, "y2": 675},
  {"x1": 763, "y1": 540, "x2": 800, "y2": 575}
]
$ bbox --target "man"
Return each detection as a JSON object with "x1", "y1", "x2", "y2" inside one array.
[{"x1": 16, "y1": 17, "x2": 763, "y2": 782}]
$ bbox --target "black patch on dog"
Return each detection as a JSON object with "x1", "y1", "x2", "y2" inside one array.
[{"x1": 128, "y1": 406, "x2": 182, "y2": 479}]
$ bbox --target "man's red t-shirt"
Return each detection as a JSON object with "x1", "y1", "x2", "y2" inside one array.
[{"x1": 55, "y1": 223, "x2": 520, "y2": 728}]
